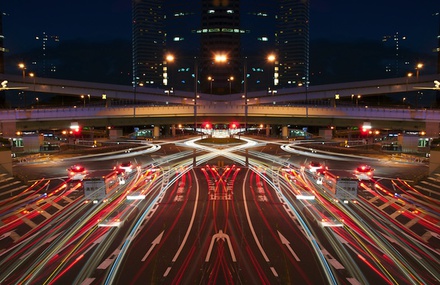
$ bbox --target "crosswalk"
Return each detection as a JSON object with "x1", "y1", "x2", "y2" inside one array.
[
  {"x1": 414, "y1": 172, "x2": 440, "y2": 200},
  {"x1": 0, "y1": 172, "x2": 28, "y2": 198}
]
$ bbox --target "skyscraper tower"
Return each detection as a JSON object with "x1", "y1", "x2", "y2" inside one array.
[
  {"x1": 276, "y1": 0, "x2": 310, "y2": 87},
  {"x1": 163, "y1": 2, "x2": 200, "y2": 92},
  {"x1": 0, "y1": 12, "x2": 6, "y2": 74},
  {"x1": 132, "y1": 0, "x2": 165, "y2": 88},
  {"x1": 34, "y1": 32, "x2": 60, "y2": 77},
  {"x1": 382, "y1": 32, "x2": 407, "y2": 77},
  {"x1": 199, "y1": 0, "x2": 242, "y2": 94}
]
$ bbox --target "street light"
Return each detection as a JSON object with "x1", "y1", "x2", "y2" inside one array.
[
  {"x1": 266, "y1": 54, "x2": 276, "y2": 92},
  {"x1": 165, "y1": 54, "x2": 175, "y2": 89},
  {"x1": 228, "y1": 76, "x2": 234, "y2": 94},
  {"x1": 356, "y1": 95, "x2": 361, "y2": 107},
  {"x1": 208, "y1": 76, "x2": 214, "y2": 94},
  {"x1": 18, "y1": 63, "x2": 26, "y2": 78},
  {"x1": 416, "y1": 63, "x2": 423, "y2": 81},
  {"x1": 81, "y1": 94, "x2": 85, "y2": 107},
  {"x1": 298, "y1": 82, "x2": 308, "y2": 117}
]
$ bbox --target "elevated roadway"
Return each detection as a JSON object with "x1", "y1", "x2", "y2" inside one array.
[
  {"x1": 2, "y1": 73, "x2": 439, "y2": 105},
  {"x1": 1, "y1": 73, "x2": 439, "y2": 136},
  {"x1": 1, "y1": 104, "x2": 439, "y2": 136}
]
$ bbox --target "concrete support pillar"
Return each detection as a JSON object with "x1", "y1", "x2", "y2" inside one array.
[
  {"x1": 171, "y1": 124, "x2": 176, "y2": 137},
  {"x1": 153, "y1": 126, "x2": 160, "y2": 138},
  {"x1": 282, "y1": 126, "x2": 288, "y2": 139},
  {"x1": 245, "y1": 149, "x2": 249, "y2": 167},
  {"x1": 193, "y1": 149, "x2": 196, "y2": 167},
  {"x1": 425, "y1": 121, "x2": 440, "y2": 138},
  {"x1": 0, "y1": 121, "x2": 17, "y2": 137},
  {"x1": 265, "y1": 124, "x2": 270, "y2": 137}
]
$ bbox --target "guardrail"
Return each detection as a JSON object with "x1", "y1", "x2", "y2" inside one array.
[{"x1": 1, "y1": 105, "x2": 439, "y2": 122}]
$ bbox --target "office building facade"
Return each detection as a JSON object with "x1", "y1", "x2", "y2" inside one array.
[
  {"x1": 132, "y1": 0, "x2": 165, "y2": 88},
  {"x1": 132, "y1": 0, "x2": 309, "y2": 92},
  {"x1": 276, "y1": 0, "x2": 310, "y2": 87}
]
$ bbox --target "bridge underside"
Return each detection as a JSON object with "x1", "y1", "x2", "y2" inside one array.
[{"x1": 13, "y1": 115, "x2": 426, "y2": 132}]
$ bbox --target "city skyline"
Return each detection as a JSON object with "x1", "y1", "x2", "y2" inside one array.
[
  {"x1": 1, "y1": 0, "x2": 438, "y2": 55},
  {"x1": 0, "y1": 0, "x2": 438, "y2": 95}
]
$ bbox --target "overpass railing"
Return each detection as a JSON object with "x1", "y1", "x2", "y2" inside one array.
[{"x1": 1, "y1": 104, "x2": 440, "y2": 122}]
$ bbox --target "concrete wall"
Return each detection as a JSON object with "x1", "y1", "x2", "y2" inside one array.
[
  {"x1": 319, "y1": 129, "x2": 333, "y2": 140},
  {"x1": 22, "y1": 135, "x2": 44, "y2": 153},
  {"x1": 429, "y1": 149, "x2": 440, "y2": 175},
  {"x1": 109, "y1": 129, "x2": 123, "y2": 140},
  {"x1": 398, "y1": 135, "x2": 419, "y2": 153},
  {"x1": 0, "y1": 149, "x2": 13, "y2": 175},
  {"x1": 0, "y1": 121, "x2": 17, "y2": 137}
]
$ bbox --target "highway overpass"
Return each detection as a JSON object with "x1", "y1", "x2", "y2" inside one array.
[
  {"x1": 1, "y1": 73, "x2": 439, "y2": 106},
  {"x1": 1, "y1": 103, "x2": 439, "y2": 137},
  {"x1": 1, "y1": 73, "x2": 439, "y2": 137}
]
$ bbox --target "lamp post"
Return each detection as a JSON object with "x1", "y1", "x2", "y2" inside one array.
[
  {"x1": 194, "y1": 57, "x2": 198, "y2": 134},
  {"x1": 299, "y1": 82, "x2": 308, "y2": 117},
  {"x1": 266, "y1": 54, "x2": 276, "y2": 94},
  {"x1": 132, "y1": 76, "x2": 139, "y2": 117},
  {"x1": 416, "y1": 63, "x2": 423, "y2": 81},
  {"x1": 356, "y1": 95, "x2": 361, "y2": 107},
  {"x1": 18, "y1": 63, "x2": 26, "y2": 78},
  {"x1": 415, "y1": 63, "x2": 423, "y2": 108},
  {"x1": 81, "y1": 95, "x2": 85, "y2": 107},
  {"x1": 29, "y1": 72, "x2": 36, "y2": 92},
  {"x1": 243, "y1": 57, "x2": 248, "y2": 133},
  {"x1": 18, "y1": 63, "x2": 26, "y2": 108},
  {"x1": 208, "y1": 76, "x2": 214, "y2": 94},
  {"x1": 165, "y1": 54, "x2": 174, "y2": 90},
  {"x1": 228, "y1": 76, "x2": 234, "y2": 94},
  {"x1": 406, "y1": 72, "x2": 413, "y2": 91}
]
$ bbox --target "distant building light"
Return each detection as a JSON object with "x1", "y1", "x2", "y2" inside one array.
[{"x1": 208, "y1": 10, "x2": 215, "y2": 14}]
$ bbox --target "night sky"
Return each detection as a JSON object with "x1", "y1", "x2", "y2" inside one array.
[{"x1": 1, "y1": 0, "x2": 438, "y2": 55}]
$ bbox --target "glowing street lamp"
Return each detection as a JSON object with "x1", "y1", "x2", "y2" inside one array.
[
  {"x1": 228, "y1": 76, "x2": 234, "y2": 94},
  {"x1": 18, "y1": 63, "x2": 26, "y2": 78},
  {"x1": 208, "y1": 76, "x2": 214, "y2": 94},
  {"x1": 416, "y1": 63, "x2": 423, "y2": 81},
  {"x1": 214, "y1": 54, "x2": 227, "y2": 63}
]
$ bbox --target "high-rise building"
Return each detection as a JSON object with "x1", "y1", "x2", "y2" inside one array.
[
  {"x1": 276, "y1": 0, "x2": 310, "y2": 87},
  {"x1": 132, "y1": 0, "x2": 165, "y2": 88},
  {"x1": 0, "y1": 12, "x2": 6, "y2": 74},
  {"x1": 33, "y1": 32, "x2": 60, "y2": 77},
  {"x1": 199, "y1": 0, "x2": 242, "y2": 94},
  {"x1": 241, "y1": 1, "x2": 278, "y2": 92},
  {"x1": 163, "y1": 2, "x2": 200, "y2": 92},
  {"x1": 132, "y1": 0, "x2": 310, "y2": 93},
  {"x1": 382, "y1": 32, "x2": 408, "y2": 77}
]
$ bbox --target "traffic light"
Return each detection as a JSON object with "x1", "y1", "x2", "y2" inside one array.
[{"x1": 230, "y1": 122, "x2": 238, "y2": 129}]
